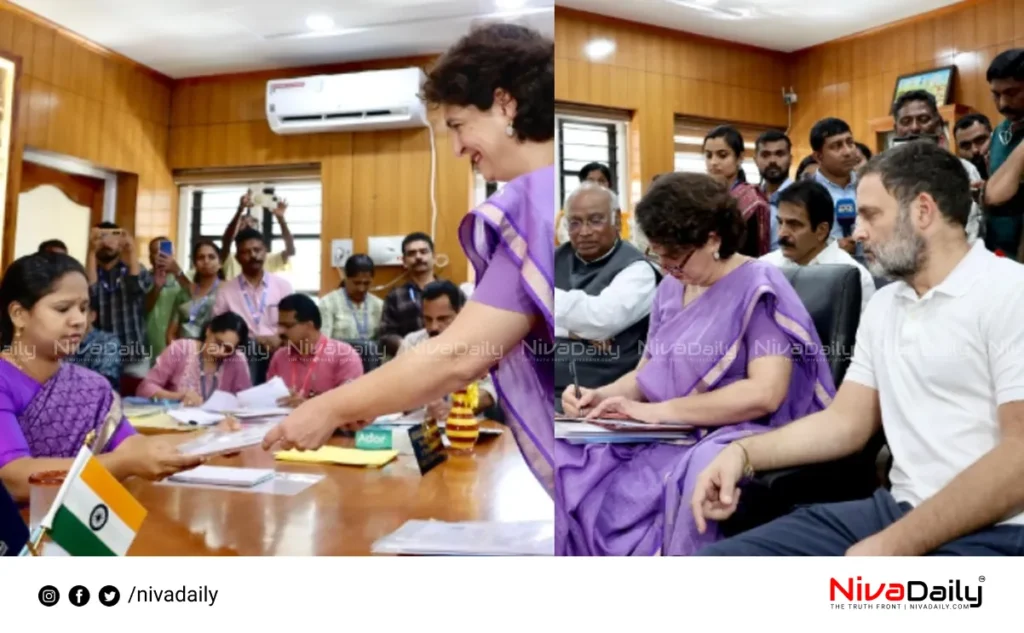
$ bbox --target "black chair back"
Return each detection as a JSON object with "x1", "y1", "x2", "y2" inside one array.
[
  {"x1": 780, "y1": 264, "x2": 861, "y2": 386},
  {"x1": 721, "y1": 264, "x2": 883, "y2": 537}
]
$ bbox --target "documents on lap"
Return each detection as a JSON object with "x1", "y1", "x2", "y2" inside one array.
[{"x1": 555, "y1": 416, "x2": 697, "y2": 444}]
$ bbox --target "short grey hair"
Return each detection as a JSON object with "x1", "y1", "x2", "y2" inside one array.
[{"x1": 565, "y1": 181, "x2": 619, "y2": 217}]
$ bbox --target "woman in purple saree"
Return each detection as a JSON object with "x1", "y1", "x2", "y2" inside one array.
[
  {"x1": 262, "y1": 24, "x2": 555, "y2": 495},
  {"x1": 0, "y1": 254, "x2": 206, "y2": 503},
  {"x1": 558, "y1": 173, "x2": 835, "y2": 555}
]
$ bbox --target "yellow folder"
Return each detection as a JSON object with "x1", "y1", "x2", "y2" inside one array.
[{"x1": 274, "y1": 446, "x2": 398, "y2": 468}]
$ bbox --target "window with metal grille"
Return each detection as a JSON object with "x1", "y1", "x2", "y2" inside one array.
[
  {"x1": 185, "y1": 181, "x2": 323, "y2": 294},
  {"x1": 555, "y1": 113, "x2": 627, "y2": 207},
  {"x1": 674, "y1": 118, "x2": 782, "y2": 184}
]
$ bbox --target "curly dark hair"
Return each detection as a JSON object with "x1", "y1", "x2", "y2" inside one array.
[
  {"x1": 635, "y1": 173, "x2": 746, "y2": 258},
  {"x1": 421, "y1": 23, "x2": 553, "y2": 143}
]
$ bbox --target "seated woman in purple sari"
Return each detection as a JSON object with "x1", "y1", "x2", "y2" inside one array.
[
  {"x1": 0, "y1": 253, "x2": 207, "y2": 503},
  {"x1": 260, "y1": 24, "x2": 555, "y2": 495},
  {"x1": 558, "y1": 173, "x2": 835, "y2": 555}
]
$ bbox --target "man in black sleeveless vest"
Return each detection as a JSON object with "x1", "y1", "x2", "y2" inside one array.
[{"x1": 554, "y1": 183, "x2": 660, "y2": 412}]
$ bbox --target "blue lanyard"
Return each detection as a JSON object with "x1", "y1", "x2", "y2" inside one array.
[
  {"x1": 197, "y1": 352, "x2": 220, "y2": 400},
  {"x1": 188, "y1": 279, "x2": 220, "y2": 324},
  {"x1": 239, "y1": 276, "x2": 269, "y2": 328},
  {"x1": 344, "y1": 292, "x2": 370, "y2": 339},
  {"x1": 408, "y1": 286, "x2": 417, "y2": 303}
]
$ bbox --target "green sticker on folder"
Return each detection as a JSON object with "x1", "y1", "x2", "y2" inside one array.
[{"x1": 356, "y1": 428, "x2": 393, "y2": 450}]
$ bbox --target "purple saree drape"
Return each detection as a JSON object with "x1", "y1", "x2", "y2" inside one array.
[
  {"x1": 17, "y1": 363, "x2": 129, "y2": 457},
  {"x1": 459, "y1": 165, "x2": 555, "y2": 498},
  {"x1": 555, "y1": 261, "x2": 836, "y2": 555}
]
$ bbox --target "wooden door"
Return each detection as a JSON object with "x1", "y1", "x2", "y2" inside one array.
[{"x1": 15, "y1": 161, "x2": 105, "y2": 263}]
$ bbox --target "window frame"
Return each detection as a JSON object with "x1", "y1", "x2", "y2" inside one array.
[
  {"x1": 184, "y1": 180, "x2": 323, "y2": 294},
  {"x1": 554, "y1": 112, "x2": 628, "y2": 208}
]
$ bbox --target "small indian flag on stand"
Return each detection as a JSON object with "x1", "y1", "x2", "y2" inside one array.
[{"x1": 40, "y1": 446, "x2": 147, "y2": 556}]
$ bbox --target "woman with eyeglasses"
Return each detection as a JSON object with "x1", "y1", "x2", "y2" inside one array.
[
  {"x1": 137, "y1": 311, "x2": 252, "y2": 406},
  {"x1": 558, "y1": 172, "x2": 833, "y2": 555}
]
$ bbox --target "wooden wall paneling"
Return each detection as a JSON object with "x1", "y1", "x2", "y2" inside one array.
[
  {"x1": 0, "y1": 3, "x2": 177, "y2": 263},
  {"x1": 788, "y1": 0, "x2": 1020, "y2": 165},
  {"x1": 168, "y1": 58, "x2": 475, "y2": 293},
  {"x1": 556, "y1": 8, "x2": 790, "y2": 200}
]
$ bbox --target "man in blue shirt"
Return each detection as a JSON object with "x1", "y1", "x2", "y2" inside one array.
[
  {"x1": 981, "y1": 48, "x2": 1024, "y2": 260},
  {"x1": 810, "y1": 117, "x2": 861, "y2": 254},
  {"x1": 754, "y1": 130, "x2": 793, "y2": 251}
]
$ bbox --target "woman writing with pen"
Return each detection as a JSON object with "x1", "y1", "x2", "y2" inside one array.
[{"x1": 137, "y1": 312, "x2": 252, "y2": 406}]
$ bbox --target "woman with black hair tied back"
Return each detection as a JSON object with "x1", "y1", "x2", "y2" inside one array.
[
  {"x1": 168, "y1": 239, "x2": 224, "y2": 343},
  {"x1": 703, "y1": 125, "x2": 772, "y2": 256},
  {"x1": 0, "y1": 253, "x2": 207, "y2": 503},
  {"x1": 319, "y1": 254, "x2": 383, "y2": 341},
  {"x1": 138, "y1": 311, "x2": 251, "y2": 406}
]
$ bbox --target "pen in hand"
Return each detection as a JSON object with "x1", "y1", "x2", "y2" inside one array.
[{"x1": 569, "y1": 359, "x2": 587, "y2": 415}]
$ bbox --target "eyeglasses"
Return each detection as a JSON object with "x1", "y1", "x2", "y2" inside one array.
[
  {"x1": 645, "y1": 246, "x2": 697, "y2": 275},
  {"x1": 567, "y1": 215, "x2": 610, "y2": 232}
]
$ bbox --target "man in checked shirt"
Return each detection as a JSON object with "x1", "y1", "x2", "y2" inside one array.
[{"x1": 86, "y1": 223, "x2": 153, "y2": 394}]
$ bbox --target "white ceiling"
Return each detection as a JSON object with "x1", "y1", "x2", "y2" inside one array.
[
  {"x1": 12, "y1": 0, "x2": 554, "y2": 78},
  {"x1": 559, "y1": 0, "x2": 965, "y2": 52}
]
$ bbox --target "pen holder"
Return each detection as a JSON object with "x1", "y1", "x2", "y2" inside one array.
[{"x1": 444, "y1": 385, "x2": 479, "y2": 454}]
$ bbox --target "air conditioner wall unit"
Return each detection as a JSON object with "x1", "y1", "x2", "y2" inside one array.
[{"x1": 266, "y1": 67, "x2": 428, "y2": 135}]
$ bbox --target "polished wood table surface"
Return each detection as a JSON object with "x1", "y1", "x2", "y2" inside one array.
[{"x1": 125, "y1": 422, "x2": 552, "y2": 556}]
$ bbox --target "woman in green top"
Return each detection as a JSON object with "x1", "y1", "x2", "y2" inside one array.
[
  {"x1": 319, "y1": 254, "x2": 384, "y2": 341},
  {"x1": 167, "y1": 240, "x2": 224, "y2": 343}
]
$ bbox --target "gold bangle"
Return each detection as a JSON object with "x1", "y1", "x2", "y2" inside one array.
[{"x1": 736, "y1": 442, "x2": 755, "y2": 479}]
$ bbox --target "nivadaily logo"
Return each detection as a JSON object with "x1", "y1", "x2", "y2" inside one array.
[{"x1": 830, "y1": 576, "x2": 984, "y2": 610}]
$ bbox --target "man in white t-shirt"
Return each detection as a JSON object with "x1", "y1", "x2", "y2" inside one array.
[
  {"x1": 691, "y1": 141, "x2": 1024, "y2": 556},
  {"x1": 760, "y1": 179, "x2": 875, "y2": 312}
]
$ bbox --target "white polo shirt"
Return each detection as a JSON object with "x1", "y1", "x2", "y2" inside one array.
[{"x1": 843, "y1": 241, "x2": 1024, "y2": 526}]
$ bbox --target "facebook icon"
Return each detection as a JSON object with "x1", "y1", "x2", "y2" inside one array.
[{"x1": 69, "y1": 585, "x2": 90, "y2": 606}]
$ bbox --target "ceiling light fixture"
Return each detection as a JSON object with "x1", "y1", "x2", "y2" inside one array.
[
  {"x1": 584, "y1": 39, "x2": 616, "y2": 60},
  {"x1": 305, "y1": 14, "x2": 335, "y2": 31}
]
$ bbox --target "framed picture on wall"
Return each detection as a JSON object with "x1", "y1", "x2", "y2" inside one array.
[{"x1": 892, "y1": 66, "x2": 956, "y2": 108}]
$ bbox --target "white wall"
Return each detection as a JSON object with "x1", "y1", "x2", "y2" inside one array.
[{"x1": 15, "y1": 186, "x2": 91, "y2": 264}]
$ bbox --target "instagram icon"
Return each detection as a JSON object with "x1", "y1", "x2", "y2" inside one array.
[{"x1": 37, "y1": 586, "x2": 59, "y2": 607}]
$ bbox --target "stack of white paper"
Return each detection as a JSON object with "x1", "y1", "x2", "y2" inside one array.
[
  {"x1": 167, "y1": 409, "x2": 225, "y2": 426},
  {"x1": 371, "y1": 520, "x2": 554, "y2": 556},
  {"x1": 201, "y1": 377, "x2": 293, "y2": 418},
  {"x1": 168, "y1": 466, "x2": 275, "y2": 488}
]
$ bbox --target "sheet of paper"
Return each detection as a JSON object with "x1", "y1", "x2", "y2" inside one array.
[
  {"x1": 237, "y1": 377, "x2": 291, "y2": 409},
  {"x1": 157, "y1": 472, "x2": 324, "y2": 497},
  {"x1": 176, "y1": 424, "x2": 273, "y2": 457},
  {"x1": 371, "y1": 520, "x2": 554, "y2": 556},
  {"x1": 372, "y1": 409, "x2": 426, "y2": 426},
  {"x1": 200, "y1": 391, "x2": 239, "y2": 413},
  {"x1": 275, "y1": 446, "x2": 398, "y2": 468},
  {"x1": 168, "y1": 466, "x2": 275, "y2": 488},
  {"x1": 168, "y1": 408, "x2": 224, "y2": 426}
]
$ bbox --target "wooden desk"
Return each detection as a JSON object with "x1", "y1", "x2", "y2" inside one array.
[{"x1": 124, "y1": 422, "x2": 552, "y2": 556}]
